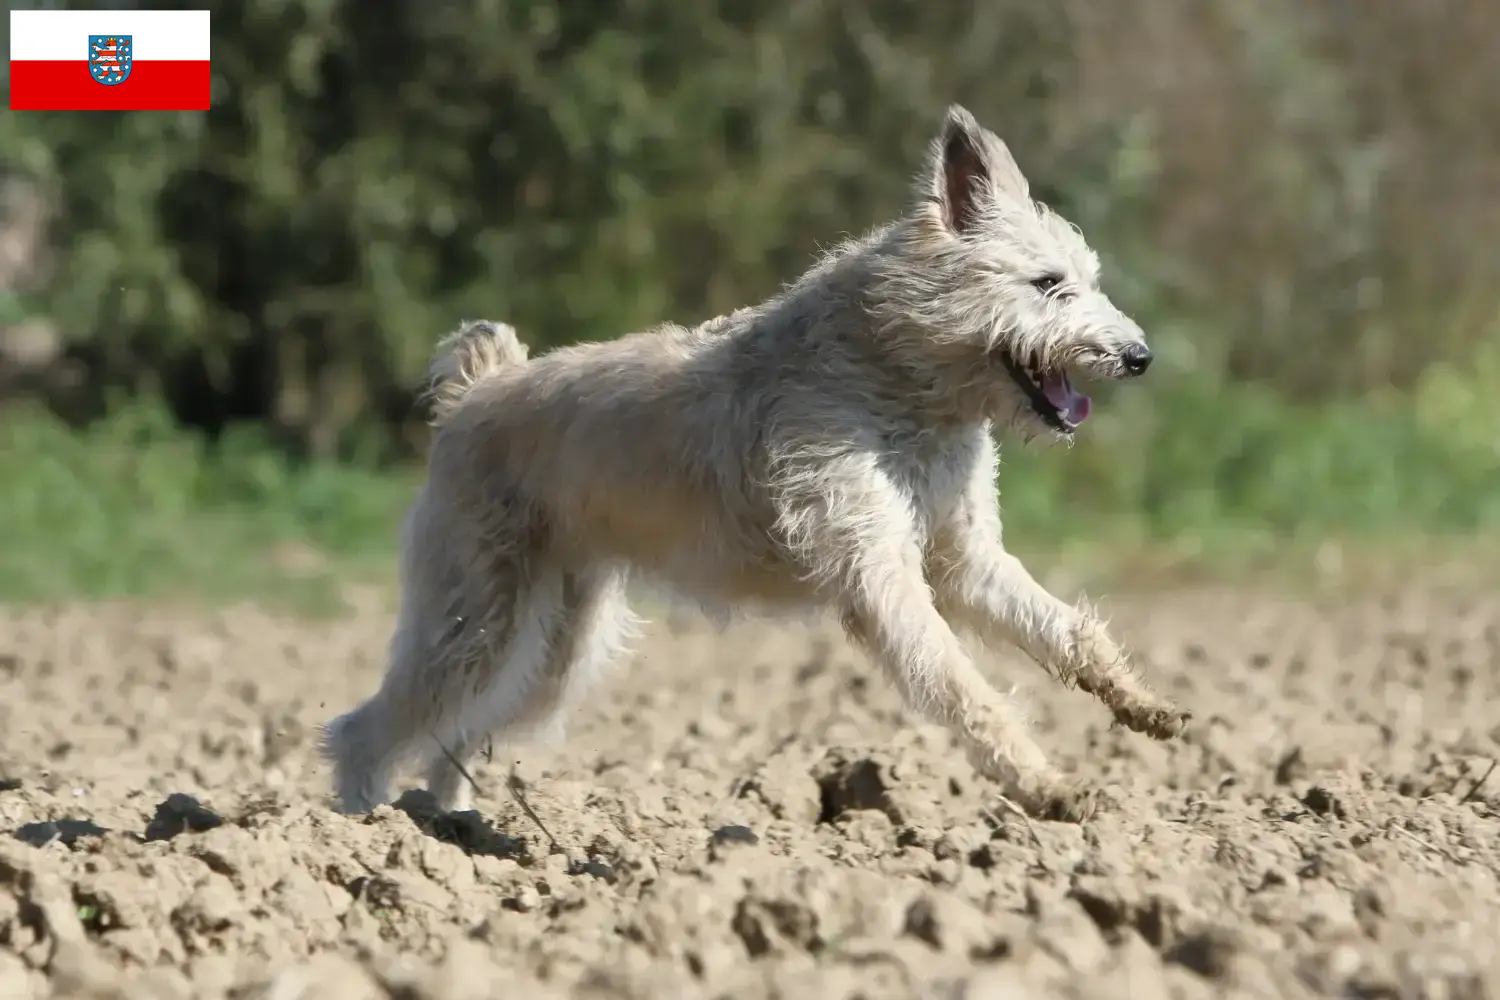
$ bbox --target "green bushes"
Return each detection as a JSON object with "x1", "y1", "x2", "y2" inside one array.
[{"x1": 2, "y1": 0, "x2": 1498, "y2": 599}]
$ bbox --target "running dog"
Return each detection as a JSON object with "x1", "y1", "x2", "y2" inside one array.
[{"x1": 323, "y1": 104, "x2": 1190, "y2": 822}]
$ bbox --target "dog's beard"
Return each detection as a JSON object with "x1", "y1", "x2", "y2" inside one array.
[{"x1": 1006, "y1": 397, "x2": 1077, "y2": 449}]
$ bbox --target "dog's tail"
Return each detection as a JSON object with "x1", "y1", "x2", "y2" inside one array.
[{"x1": 424, "y1": 319, "x2": 529, "y2": 425}]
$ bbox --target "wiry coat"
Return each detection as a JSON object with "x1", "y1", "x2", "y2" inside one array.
[{"x1": 322, "y1": 105, "x2": 1189, "y2": 821}]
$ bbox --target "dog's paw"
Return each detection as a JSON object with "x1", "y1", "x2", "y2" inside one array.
[
  {"x1": 1015, "y1": 775, "x2": 1100, "y2": 824},
  {"x1": 1116, "y1": 702, "x2": 1191, "y2": 742}
]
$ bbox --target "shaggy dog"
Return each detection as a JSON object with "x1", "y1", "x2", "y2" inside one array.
[{"x1": 323, "y1": 105, "x2": 1189, "y2": 822}]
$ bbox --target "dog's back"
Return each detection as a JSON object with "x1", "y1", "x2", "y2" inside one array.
[{"x1": 428, "y1": 319, "x2": 811, "y2": 600}]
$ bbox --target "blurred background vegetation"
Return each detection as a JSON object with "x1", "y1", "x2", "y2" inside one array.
[{"x1": 2, "y1": 0, "x2": 1499, "y2": 602}]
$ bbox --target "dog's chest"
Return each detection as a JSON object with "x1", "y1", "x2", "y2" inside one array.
[{"x1": 885, "y1": 425, "x2": 991, "y2": 536}]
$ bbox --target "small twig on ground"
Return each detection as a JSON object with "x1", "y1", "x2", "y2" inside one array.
[
  {"x1": 1394, "y1": 827, "x2": 1465, "y2": 868},
  {"x1": 983, "y1": 794, "x2": 1047, "y2": 864},
  {"x1": 431, "y1": 733, "x2": 570, "y2": 859},
  {"x1": 507, "y1": 766, "x2": 566, "y2": 856},
  {"x1": 433, "y1": 735, "x2": 482, "y2": 798},
  {"x1": 1459, "y1": 759, "x2": 1496, "y2": 805}
]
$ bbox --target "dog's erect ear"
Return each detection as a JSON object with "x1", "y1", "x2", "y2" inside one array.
[{"x1": 932, "y1": 105, "x2": 1031, "y2": 234}]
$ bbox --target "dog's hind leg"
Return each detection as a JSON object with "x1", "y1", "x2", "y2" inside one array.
[
  {"x1": 505, "y1": 564, "x2": 637, "y2": 741},
  {"x1": 323, "y1": 697, "x2": 409, "y2": 814},
  {"x1": 424, "y1": 730, "x2": 481, "y2": 813},
  {"x1": 416, "y1": 568, "x2": 554, "y2": 813},
  {"x1": 323, "y1": 614, "x2": 441, "y2": 813},
  {"x1": 420, "y1": 562, "x2": 637, "y2": 810}
]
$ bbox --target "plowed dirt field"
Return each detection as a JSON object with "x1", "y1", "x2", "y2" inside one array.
[{"x1": 2, "y1": 584, "x2": 1499, "y2": 999}]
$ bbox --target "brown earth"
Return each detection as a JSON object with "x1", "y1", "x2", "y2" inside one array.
[{"x1": 2, "y1": 582, "x2": 1499, "y2": 999}]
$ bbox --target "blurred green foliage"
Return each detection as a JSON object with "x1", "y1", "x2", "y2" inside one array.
[
  {"x1": 0, "y1": 399, "x2": 413, "y2": 603},
  {"x1": 2, "y1": 0, "x2": 1499, "y2": 599}
]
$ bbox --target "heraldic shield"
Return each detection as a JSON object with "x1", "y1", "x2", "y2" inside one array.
[{"x1": 88, "y1": 35, "x2": 133, "y2": 86}]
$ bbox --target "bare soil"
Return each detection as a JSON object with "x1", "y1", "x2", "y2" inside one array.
[{"x1": 2, "y1": 583, "x2": 1499, "y2": 999}]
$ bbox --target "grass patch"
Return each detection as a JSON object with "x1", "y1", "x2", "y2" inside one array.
[
  {"x1": 0, "y1": 400, "x2": 416, "y2": 610},
  {"x1": 2, "y1": 366, "x2": 1498, "y2": 609}
]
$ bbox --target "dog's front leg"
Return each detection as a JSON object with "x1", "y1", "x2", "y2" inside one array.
[
  {"x1": 777, "y1": 458, "x2": 1096, "y2": 821},
  {"x1": 838, "y1": 558, "x2": 1098, "y2": 822},
  {"x1": 931, "y1": 517, "x2": 1190, "y2": 741}
]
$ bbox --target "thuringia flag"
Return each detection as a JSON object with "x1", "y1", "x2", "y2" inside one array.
[{"x1": 10, "y1": 9, "x2": 210, "y2": 111}]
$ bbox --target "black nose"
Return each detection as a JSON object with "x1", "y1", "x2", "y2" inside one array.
[{"x1": 1121, "y1": 343, "x2": 1153, "y2": 375}]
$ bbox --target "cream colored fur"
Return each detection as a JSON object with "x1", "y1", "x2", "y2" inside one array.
[{"x1": 321, "y1": 105, "x2": 1189, "y2": 822}]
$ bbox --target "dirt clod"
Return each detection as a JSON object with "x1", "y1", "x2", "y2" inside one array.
[
  {"x1": 1302, "y1": 786, "x2": 1347, "y2": 819},
  {"x1": 143, "y1": 793, "x2": 224, "y2": 842},
  {"x1": 814, "y1": 749, "x2": 899, "y2": 823},
  {"x1": 710, "y1": 824, "x2": 758, "y2": 847},
  {"x1": 13, "y1": 818, "x2": 107, "y2": 849}
]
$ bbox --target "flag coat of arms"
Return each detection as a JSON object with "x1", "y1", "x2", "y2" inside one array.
[
  {"x1": 89, "y1": 35, "x2": 133, "y2": 86},
  {"x1": 10, "y1": 9, "x2": 210, "y2": 111}
]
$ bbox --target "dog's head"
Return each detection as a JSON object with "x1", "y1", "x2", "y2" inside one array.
[{"x1": 878, "y1": 105, "x2": 1151, "y2": 440}]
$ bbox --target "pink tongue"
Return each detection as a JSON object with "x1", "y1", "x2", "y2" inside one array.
[{"x1": 1042, "y1": 372, "x2": 1091, "y2": 425}]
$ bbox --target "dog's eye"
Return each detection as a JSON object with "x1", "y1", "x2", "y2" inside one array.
[{"x1": 1031, "y1": 274, "x2": 1066, "y2": 295}]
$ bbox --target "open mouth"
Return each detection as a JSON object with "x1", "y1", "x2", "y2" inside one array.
[{"x1": 995, "y1": 350, "x2": 1092, "y2": 433}]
